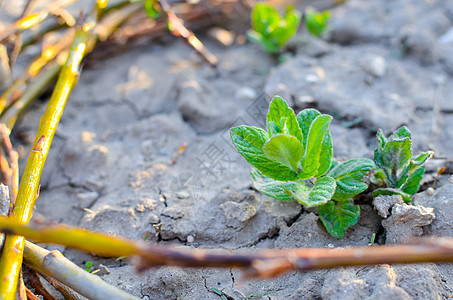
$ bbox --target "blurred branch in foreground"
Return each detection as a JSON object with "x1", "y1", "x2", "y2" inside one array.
[{"x1": 0, "y1": 216, "x2": 453, "y2": 279}]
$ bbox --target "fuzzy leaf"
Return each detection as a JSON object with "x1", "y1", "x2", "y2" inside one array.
[
  {"x1": 251, "y1": 168, "x2": 309, "y2": 202},
  {"x1": 267, "y1": 96, "x2": 303, "y2": 142},
  {"x1": 299, "y1": 114, "x2": 333, "y2": 179},
  {"x1": 390, "y1": 126, "x2": 411, "y2": 141},
  {"x1": 327, "y1": 158, "x2": 375, "y2": 201},
  {"x1": 373, "y1": 188, "x2": 411, "y2": 203},
  {"x1": 318, "y1": 201, "x2": 360, "y2": 238},
  {"x1": 263, "y1": 134, "x2": 303, "y2": 171},
  {"x1": 374, "y1": 129, "x2": 387, "y2": 168},
  {"x1": 401, "y1": 165, "x2": 425, "y2": 195},
  {"x1": 296, "y1": 108, "x2": 321, "y2": 149},
  {"x1": 230, "y1": 126, "x2": 298, "y2": 181},
  {"x1": 288, "y1": 176, "x2": 336, "y2": 207},
  {"x1": 316, "y1": 131, "x2": 333, "y2": 176},
  {"x1": 379, "y1": 138, "x2": 412, "y2": 186},
  {"x1": 306, "y1": 176, "x2": 336, "y2": 207},
  {"x1": 397, "y1": 150, "x2": 433, "y2": 188}
]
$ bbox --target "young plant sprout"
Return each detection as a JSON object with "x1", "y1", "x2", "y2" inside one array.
[
  {"x1": 247, "y1": 4, "x2": 301, "y2": 54},
  {"x1": 230, "y1": 96, "x2": 433, "y2": 238},
  {"x1": 304, "y1": 7, "x2": 330, "y2": 37},
  {"x1": 371, "y1": 127, "x2": 434, "y2": 202}
]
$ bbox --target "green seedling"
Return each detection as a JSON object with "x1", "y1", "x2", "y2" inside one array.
[
  {"x1": 211, "y1": 288, "x2": 228, "y2": 300},
  {"x1": 84, "y1": 261, "x2": 93, "y2": 272},
  {"x1": 144, "y1": 0, "x2": 161, "y2": 19},
  {"x1": 371, "y1": 127, "x2": 433, "y2": 202},
  {"x1": 244, "y1": 290, "x2": 277, "y2": 299},
  {"x1": 304, "y1": 7, "x2": 330, "y2": 37},
  {"x1": 368, "y1": 233, "x2": 376, "y2": 246},
  {"x1": 230, "y1": 96, "x2": 375, "y2": 238},
  {"x1": 247, "y1": 4, "x2": 301, "y2": 54}
]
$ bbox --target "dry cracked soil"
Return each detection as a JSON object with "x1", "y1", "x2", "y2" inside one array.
[{"x1": 2, "y1": 0, "x2": 453, "y2": 299}]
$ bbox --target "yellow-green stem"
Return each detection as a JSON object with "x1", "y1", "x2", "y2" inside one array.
[{"x1": 0, "y1": 28, "x2": 89, "y2": 300}]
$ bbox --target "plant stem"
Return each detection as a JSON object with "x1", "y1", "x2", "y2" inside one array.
[
  {"x1": 24, "y1": 242, "x2": 139, "y2": 300},
  {"x1": 0, "y1": 27, "x2": 89, "y2": 300},
  {"x1": 1, "y1": 216, "x2": 453, "y2": 279}
]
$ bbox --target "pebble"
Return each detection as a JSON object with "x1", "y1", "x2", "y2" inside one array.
[
  {"x1": 235, "y1": 87, "x2": 257, "y2": 101},
  {"x1": 305, "y1": 74, "x2": 319, "y2": 83},
  {"x1": 187, "y1": 235, "x2": 194, "y2": 243},
  {"x1": 361, "y1": 55, "x2": 386, "y2": 77}
]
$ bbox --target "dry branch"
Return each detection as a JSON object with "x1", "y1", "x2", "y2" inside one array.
[
  {"x1": 24, "y1": 242, "x2": 139, "y2": 300},
  {"x1": 1, "y1": 217, "x2": 453, "y2": 279}
]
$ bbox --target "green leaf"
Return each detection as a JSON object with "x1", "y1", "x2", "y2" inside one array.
[
  {"x1": 397, "y1": 150, "x2": 433, "y2": 188},
  {"x1": 251, "y1": 168, "x2": 309, "y2": 202},
  {"x1": 305, "y1": 7, "x2": 330, "y2": 37},
  {"x1": 296, "y1": 108, "x2": 321, "y2": 149},
  {"x1": 267, "y1": 96, "x2": 303, "y2": 142},
  {"x1": 273, "y1": 6, "x2": 301, "y2": 47},
  {"x1": 328, "y1": 158, "x2": 375, "y2": 201},
  {"x1": 251, "y1": 3, "x2": 280, "y2": 35},
  {"x1": 401, "y1": 165, "x2": 425, "y2": 195},
  {"x1": 296, "y1": 109, "x2": 333, "y2": 177},
  {"x1": 263, "y1": 134, "x2": 304, "y2": 171},
  {"x1": 390, "y1": 126, "x2": 411, "y2": 140},
  {"x1": 373, "y1": 188, "x2": 411, "y2": 203},
  {"x1": 230, "y1": 126, "x2": 298, "y2": 181},
  {"x1": 370, "y1": 169, "x2": 386, "y2": 186},
  {"x1": 316, "y1": 130, "x2": 333, "y2": 177},
  {"x1": 299, "y1": 114, "x2": 333, "y2": 179},
  {"x1": 379, "y1": 138, "x2": 412, "y2": 186},
  {"x1": 411, "y1": 151, "x2": 434, "y2": 166},
  {"x1": 318, "y1": 201, "x2": 360, "y2": 238},
  {"x1": 144, "y1": 0, "x2": 161, "y2": 19},
  {"x1": 305, "y1": 176, "x2": 336, "y2": 207},
  {"x1": 288, "y1": 176, "x2": 336, "y2": 207}
]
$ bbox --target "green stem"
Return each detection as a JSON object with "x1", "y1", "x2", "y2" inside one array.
[{"x1": 0, "y1": 28, "x2": 89, "y2": 300}]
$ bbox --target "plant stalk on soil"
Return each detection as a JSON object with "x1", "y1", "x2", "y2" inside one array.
[
  {"x1": 23, "y1": 241, "x2": 139, "y2": 300},
  {"x1": 0, "y1": 27, "x2": 90, "y2": 299},
  {"x1": 1, "y1": 217, "x2": 453, "y2": 279}
]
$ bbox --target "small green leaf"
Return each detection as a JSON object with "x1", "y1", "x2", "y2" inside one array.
[
  {"x1": 251, "y1": 3, "x2": 280, "y2": 35},
  {"x1": 316, "y1": 131, "x2": 333, "y2": 177},
  {"x1": 299, "y1": 114, "x2": 333, "y2": 179},
  {"x1": 305, "y1": 7, "x2": 330, "y2": 37},
  {"x1": 144, "y1": 0, "x2": 161, "y2": 19},
  {"x1": 373, "y1": 188, "x2": 411, "y2": 203},
  {"x1": 289, "y1": 176, "x2": 336, "y2": 207},
  {"x1": 251, "y1": 168, "x2": 309, "y2": 202},
  {"x1": 231, "y1": 126, "x2": 298, "y2": 181},
  {"x1": 296, "y1": 109, "x2": 333, "y2": 177},
  {"x1": 411, "y1": 151, "x2": 434, "y2": 166},
  {"x1": 390, "y1": 126, "x2": 411, "y2": 141},
  {"x1": 211, "y1": 288, "x2": 222, "y2": 296},
  {"x1": 380, "y1": 138, "x2": 412, "y2": 186},
  {"x1": 246, "y1": 30, "x2": 279, "y2": 54},
  {"x1": 397, "y1": 150, "x2": 433, "y2": 188},
  {"x1": 273, "y1": 6, "x2": 301, "y2": 47},
  {"x1": 267, "y1": 96, "x2": 303, "y2": 142},
  {"x1": 328, "y1": 158, "x2": 375, "y2": 201},
  {"x1": 370, "y1": 169, "x2": 386, "y2": 186},
  {"x1": 296, "y1": 108, "x2": 321, "y2": 149},
  {"x1": 305, "y1": 176, "x2": 336, "y2": 207},
  {"x1": 263, "y1": 134, "x2": 304, "y2": 171},
  {"x1": 318, "y1": 201, "x2": 360, "y2": 238},
  {"x1": 401, "y1": 165, "x2": 425, "y2": 195}
]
